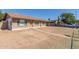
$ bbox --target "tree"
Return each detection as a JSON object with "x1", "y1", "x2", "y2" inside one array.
[
  {"x1": 48, "y1": 18, "x2": 51, "y2": 26},
  {"x1": 0, "y1": 11, "x2": 1, "y2": 14},
  {"x1": 75, "y1": 20, "x2": 79, "y2": 24},
  {"x1": 57, "y1": 16, "x2": 61, "y2": 25},
  {"x1": 48, "y1": 18, "x2": 51, "y2": 22},
  {"x1": 60, "y1": 13, "x2": 76, "y2": 24},
  {"x1": 0, "y1": 11, "x2": 5, "y2": 21}
]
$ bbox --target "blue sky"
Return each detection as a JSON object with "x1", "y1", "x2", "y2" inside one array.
[{"x1": 1, "y1": 9, "x2": 79, "y2": 20}]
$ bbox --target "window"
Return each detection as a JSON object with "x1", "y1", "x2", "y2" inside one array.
[{"x1": 17, "y1": 20, "x2": 27, "y2": 27}]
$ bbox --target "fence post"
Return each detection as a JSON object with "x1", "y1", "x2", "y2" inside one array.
[{"x1": 71, "y1": 29, "x2": 74, "y2": 49}]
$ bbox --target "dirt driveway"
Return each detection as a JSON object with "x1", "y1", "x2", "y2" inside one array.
[{"x1": 0, "y1": 27, "x2": 72, "y2": 49}]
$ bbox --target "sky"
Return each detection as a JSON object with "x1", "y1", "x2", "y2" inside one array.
[{"x1": 1, "y1": 9, "x2": 79, "y2": 20}]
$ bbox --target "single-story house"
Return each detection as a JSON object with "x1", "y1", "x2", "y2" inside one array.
[{"x1": 1, "y1": 13, "x2": 50, "y2": 30}]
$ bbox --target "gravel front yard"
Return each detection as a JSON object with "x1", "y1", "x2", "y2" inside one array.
[{"x1": 0, "y1": 28, "x2": 71, "y2": 49}]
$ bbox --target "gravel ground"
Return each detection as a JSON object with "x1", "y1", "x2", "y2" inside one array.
[
  {"x1": 40, "y1": 27, "x2": 78, "y2": 37},
  {"x1": 39, "y1": 27, "x2": 79, "y2": 49},
  {"x1": 0, "y1": 28, "x2": 71, "y2": 49}
]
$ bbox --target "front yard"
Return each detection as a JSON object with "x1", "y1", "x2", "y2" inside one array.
[{"x1": 0, "y1": 27, "x2": 78, "y2": 49}]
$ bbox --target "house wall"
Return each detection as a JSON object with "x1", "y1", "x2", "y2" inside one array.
[
  {"x1": 40, "y1": 22, "x2": 47, "y2": 26},
  {"x1": 12, "y1": 19, "x2": 18, "y2": 29},
  {"x1": 11, "y1": 18, "x2": 47, "y2": 30},
  {"x1": 12, "y1": 18, "x2": 27, "y2": 29},
  {"x1": 33, "y1": 21, "x2": 40, "y2": 27},
  {"x1": 27, "y1": 21, "x2": 33, "y2": 27},
  {"x1": 12, "y1": 22, "x2": 19, "y2": 29},
  {"x1": 12, "y1": 19, "x2": 34, "y2": 29},
  {"x1": 0, "y1": 22, "x2": 3, "y2": 29}
]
